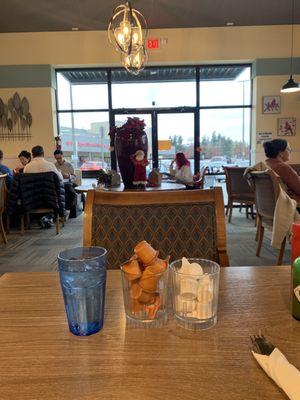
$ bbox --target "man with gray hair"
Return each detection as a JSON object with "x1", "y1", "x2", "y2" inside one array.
[{"x1": 24, "y1": 145, "x2": 63, "y2": 182}]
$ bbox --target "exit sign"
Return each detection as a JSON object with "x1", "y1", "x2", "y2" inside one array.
[{"x1": 147, "y1": 38, "x2": 159, "y2": 49}]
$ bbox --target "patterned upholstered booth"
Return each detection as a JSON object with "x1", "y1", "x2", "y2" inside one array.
[{"x1": 83, "y1": 187, "x2": 229, "y2": 269}]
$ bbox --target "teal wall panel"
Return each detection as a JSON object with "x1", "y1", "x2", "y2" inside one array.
[
  {"x1": 0, "y1": 65, "x2": 55, "y2": 88},
  {"x1": 253, "y1": 58, "x2": 300, "y2": 77}
]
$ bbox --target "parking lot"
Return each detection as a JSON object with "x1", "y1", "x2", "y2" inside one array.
[{"x1": 158, "y1": 157, "x2": 250, "y2": 174}]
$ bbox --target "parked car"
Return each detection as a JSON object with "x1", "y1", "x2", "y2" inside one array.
[
  {"x1": 209, "y1": 156, "x2": 227, "y2": 171},
  {"x1": 80, "y1": 161, "x2": 108, "y2": 171},
  {"x1": 232, "y1": 159, "x2": 250, "y2": 168}
]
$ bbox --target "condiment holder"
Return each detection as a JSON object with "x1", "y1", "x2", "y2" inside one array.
[
  {"x1": 170, "y1": 258, "x2": 220, "y2": 331},
  {"x1": 120, "y1": 240, "x2": 169, "y2": 328}
]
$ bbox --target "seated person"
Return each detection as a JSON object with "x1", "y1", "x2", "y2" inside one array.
[
  {"x1": 24, "y1": 145, "x2": 63, "y2": 182},
  {"x1": 22, "y1": 145, "x2": 68, "y2": 219},
  {"x1": 14, "y1": 150, "x2": 31, "y2": 174},
  {"x1": 0, "y1": 149, "x2": 13, "y2": 188},
  {"x1": 54, "y1": 149, "x2": 76, "y2": 183},
  {"x1": 264, "y1": 139, "x2": 300, "y2": 202},
  {"x1": 169, "y1": 152, "x2": 194, "y2": 184},
  {"x1": 54, "y1": 149, "x2": 77, "y2": 213}
]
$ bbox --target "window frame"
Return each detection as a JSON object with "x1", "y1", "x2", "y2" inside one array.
[{"x1": 55, "y1": 64, "x2": 252, "y2": 173}]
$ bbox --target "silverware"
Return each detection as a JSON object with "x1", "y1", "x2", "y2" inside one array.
[{"x1": 250, "y1": 334, "x2": 275, "y2": 356}]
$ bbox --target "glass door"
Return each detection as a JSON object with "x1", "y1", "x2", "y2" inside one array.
[{"x1": 157, "y1": 112, "x2": 195, "y2": 174}]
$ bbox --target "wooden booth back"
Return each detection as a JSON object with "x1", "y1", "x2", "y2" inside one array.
[{"x1": 83, "y1": 188, "x2": 229, "y2": 269}]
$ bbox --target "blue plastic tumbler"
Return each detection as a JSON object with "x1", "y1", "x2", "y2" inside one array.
[{"x1": 58, "y1": 246, "x2": 107, "y2": 336}]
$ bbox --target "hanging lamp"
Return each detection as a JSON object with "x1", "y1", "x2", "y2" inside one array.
[
  {"x1": 281, "y1": 0, "x2": 300, "y2": 93},
  {"x1": 108, "y1": 2, "x2": 148, "y2": 55},
  {"x1": 121, "y1": 45, "x2": 148, "y2": 75}
]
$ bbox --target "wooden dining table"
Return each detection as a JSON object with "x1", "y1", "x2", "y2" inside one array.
[
  {"x1": 1, "y1": 266, "x2": 299, "y2": 400},
  {"x1": 75, "y1": 179, "x2": 186, "y2": 193}
]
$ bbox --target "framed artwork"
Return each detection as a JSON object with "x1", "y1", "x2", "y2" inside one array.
[
  {"x1": 262, "y1": 95, "x2": 281, "y2": 114},
  {"x1": 278, "y1": 117, "x2": 296, "y2": 136}
]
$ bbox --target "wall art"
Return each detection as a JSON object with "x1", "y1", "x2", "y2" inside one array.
[
  {"x1": 278, "y1": 117, "x2": 296, "y2": 136},
  {"x1": 0, "y1": 92, "x2": 32, "y2": 141},
  {"x1": 262, "y1": 95, "x2": 281, "y2": 114}
]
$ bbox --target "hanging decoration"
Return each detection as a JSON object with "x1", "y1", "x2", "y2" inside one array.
[
  {"x1": 281, "y1": 0, "x2": 300, "y2": 93},
  {"x1": 0, "y1": 92, "x2": 32, "y2": 141},
  {"x1": 108, "y1": 1, "x2": 148, "y2": 75},
  {"x1": 55, "y1": 135, "x2": 62, "y2": 150}
]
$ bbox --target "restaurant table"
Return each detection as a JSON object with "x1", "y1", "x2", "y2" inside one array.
[
  {"x1": 75, "y1": 179, "x2": 186, "y2": 193},
  {"x1": 1, "y1": 267, "x2": 299, "y2": 400}
]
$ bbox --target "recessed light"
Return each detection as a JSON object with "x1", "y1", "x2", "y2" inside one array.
[
  {"x1": 72, "y1": 27, "x2": 79, "y2": 31},
  {"x1": 226, "y1": 22, "x2": 234, "y2": 26}
]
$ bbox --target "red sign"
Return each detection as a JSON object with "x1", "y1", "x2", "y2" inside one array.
[{"x1": 147, "y1": 38, "x2": 159, "y2": 49}]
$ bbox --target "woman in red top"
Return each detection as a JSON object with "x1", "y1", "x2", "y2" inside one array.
[
  {"x1": 264, "y1": 139, "x2": 300, "y2": 201},
  {"x1": 169, "y1": 152, "x2": 193, "y2": 184}
]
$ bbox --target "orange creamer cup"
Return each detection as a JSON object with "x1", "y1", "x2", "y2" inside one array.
[
  {"x1": 137, "y1": 291, "x2": 156, "y2": 304},
  {"x1": 146, "y1": 256, "x2": 169, "y2": 274},
  {"x1": 121, "y1": 258, "x2": 142, "y2": 281},
  {"x1": 134, "y1": 240, "x2": 158, "y2": 265},
  {"x1": 130, "y1": 282, "x2": 142, "y2": 299},
  {"x1": 139, "y1": 271, "x2": 160, "y2": 293},
  {"x1": 145, "y1": 295, "x2": 161, "y2": 319}
]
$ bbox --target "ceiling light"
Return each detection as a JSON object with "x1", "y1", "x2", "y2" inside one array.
[
  {"x1": 281, "y1": 75, "x2": 300, "y2": 92},
  {"x1": 108, "y1": 1, "x2": 148, "y2": 75},
  {"x1": 281, "y1": 0, "x2": 300, "y2": 93},
  {"x1": 226, "y1": 22, "x2": 234, "y2": 26},
  {"x1": 121, "y1": 45, "x2": 148, "y2": 75},
  {"x1": 108, "y1": 2, "x2": 147, "y2": 55}
]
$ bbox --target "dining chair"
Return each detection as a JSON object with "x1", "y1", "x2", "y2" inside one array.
[
  {"x1": 8, "y1": 172, "x2": 65, "y2": 235},
  {"x1": 223, "y1": 166, "x2": 255, "y2": 223},
  {"x1": 0, "y1": 174, "x2": 8, "y2": 244},
  {"x1": 193, "y1": 166, "x2": 208, "y2": 189},
  {"x1": 248, "y1": 169, "x2": 286, "y2": 265},
  {"x1": 83, "y1": 187, "x2": 229, "y2": 268}
]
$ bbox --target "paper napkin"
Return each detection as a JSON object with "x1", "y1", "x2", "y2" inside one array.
[{"x1": 252, "y1": 348, "x2": 300, "y2": 400}]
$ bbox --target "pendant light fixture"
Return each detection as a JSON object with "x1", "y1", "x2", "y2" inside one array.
[
  {"x1": 281, "y1": 0, "x2": 300, "y2": 93},
  {"x1": 122, "y1": 45, "x2": 148, "y2": 75},
  {"x1": 108, "y1": 1, "x2": 148, "y2": 75}
]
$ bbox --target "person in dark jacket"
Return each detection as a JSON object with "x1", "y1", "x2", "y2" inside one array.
[
  {"x1": 8, "y1": 171, "x2": 65, "y2": 219},
  {"x1": 0, "y1": 149, "x2": 13, "y2": 188}
]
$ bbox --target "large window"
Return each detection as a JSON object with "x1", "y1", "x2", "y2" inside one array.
[
  {"x1": 111, "y1": 68, "x2": 196, "y2": 108},
  {"x1": 200, "y1": 108, "x2": 250, "y2": 170},
  {"x1": 56, "y1": 65, "x2": 251, "y2": 173},
  {"x1": 58, "y1": 112, "x2": 110, "y2": 169},
  {"x1": 157, "y1": 113, "x2": 195, "y2": 173},
  {"x1": 199, "y1": 66, "x2": 251, "y2": 172}
]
